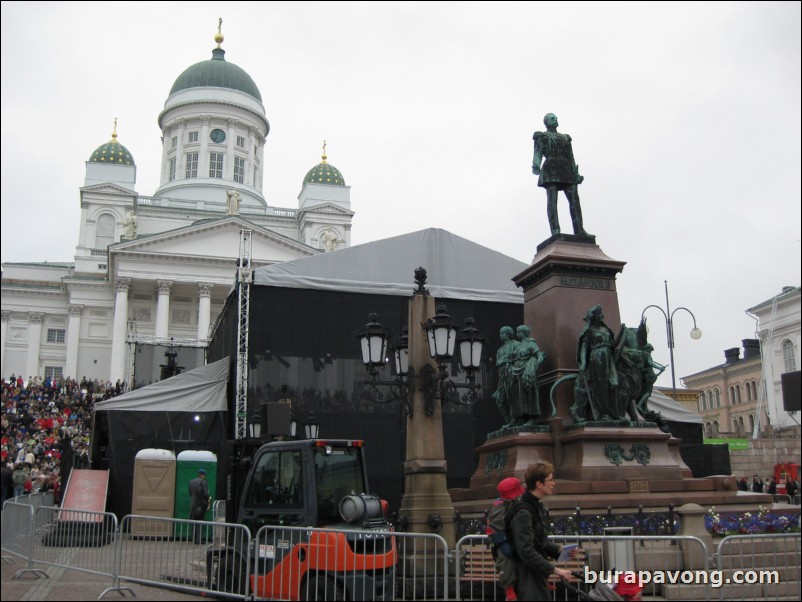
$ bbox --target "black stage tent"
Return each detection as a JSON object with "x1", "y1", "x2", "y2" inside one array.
[
  {"x1": 208, "y1": 229, "x2": 528, "y2": 513},
  {"x1": 90, "y1": 358, "x2": 229, "y2": 518}
]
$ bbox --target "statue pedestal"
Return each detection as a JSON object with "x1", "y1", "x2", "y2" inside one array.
[
  {"x1": 557, "y1": 424, "x2": 687, "y2": 481},
  {"x1": 512, "y1": 240, "x2": 626, "y2": 424}
]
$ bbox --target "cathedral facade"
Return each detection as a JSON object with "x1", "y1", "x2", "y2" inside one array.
[{"x1": 1, "y1": 31, "x2": 353, "y2": 384}]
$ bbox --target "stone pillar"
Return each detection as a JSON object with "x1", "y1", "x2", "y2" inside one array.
[
  {"x1": 26, "y1": 312, "x2": 45, "y2": 378},
  {"x1": 1, "y1": 310, "x2": 9, "y2": 376},
  {"x1": 65, "y1": 304, "x2": 83, "y2": 379},
  {"x1": 247, "y1": 127, "x2": 257, "y2": 188},
  {"x1": 399, "y1": 289, "x2": 456, "y2": 549},
  {"x1": 109, "y1": 277, "x2": 131, "y2": 382},
  {"x1": 155, "y1": 280, "x2": 173, "y2": 338},
  {"x1": 676, "y1": 503, "x2": 713, "y2": 569}
]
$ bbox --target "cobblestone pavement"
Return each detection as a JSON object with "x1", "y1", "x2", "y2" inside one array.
[{"x1": 0, "y1": 555, "x2": 209, "y2": 601}]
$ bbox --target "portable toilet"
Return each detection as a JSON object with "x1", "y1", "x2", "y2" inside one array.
[
  {"x1": 130, "y1": 448, "x2": 176, "y2": 537},
  {"x1": 175, "y1": 450, "x2": 217, "y2": 540}
]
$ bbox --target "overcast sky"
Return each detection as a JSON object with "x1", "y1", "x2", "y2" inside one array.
[{"x1": 2, "y1": 1, "x2": 800, "y2": 388}]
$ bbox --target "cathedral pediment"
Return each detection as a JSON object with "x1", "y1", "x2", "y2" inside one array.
[
  {"x1": 108, "y1": 216, "x2": 317, "y2": 271},
  {"x1": 80, "y1": 183, "x2": 138, "y2": 197},
  {"x1": 297, "y1": 202, "x2": 355, "y2": 217}
]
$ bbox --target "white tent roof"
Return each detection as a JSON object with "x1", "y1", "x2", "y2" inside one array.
[
  {"x1": 253, "y1": 228, "x2": 528, "y2": 304},
  {"x1": 648, "y1": 389, "x2": 703, "y2": 424},
  {"x1": 93, "y1": 357, "x2": 229, "y2": 413}
]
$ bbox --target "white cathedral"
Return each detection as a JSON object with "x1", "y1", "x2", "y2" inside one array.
[{"x1": 1, "y1": 29, "x2": 353, "y2": 384}]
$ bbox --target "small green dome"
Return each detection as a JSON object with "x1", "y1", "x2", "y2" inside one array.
[
  {"x1": 170, "y1": 48, "x2": 262, "y2": 102},
  {"x1": 89, "y1": 134, "x2": 135, "y2": 165},
  {"x1": 304, "y1": 145, "x2": 345, "y2": 186}
]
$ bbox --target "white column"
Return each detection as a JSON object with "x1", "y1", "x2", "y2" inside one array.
[
  {"x1": 247, "y1": 127, "x2": 257, "y2": 188},
  {"x1": 26, "y1": 312, "x2": 45, "y2": 378},
  {"x1": 155, "y1": 280, "x2": 173, "y2": 338},
  {"x1": 199, "y1": 116, "x2": 210, "y2": 178},
  {"x1": 197, "y1": 282, "x2": 214, "y2": 367},
  {"x1": 65, "y1": 304, "x2": 83, "y2": 379},
  {"x1": 176, "y1": 118, "x2": 186, "y2": 180},
  {"x1": 1, "y1": 310, "x2": 10, "y2": 377},
  {"x1": 225, "y1": 118, "x2": 237, "y2": 180},
  {"x1": 197, "y1": 282, "x2": 215, "y2": 340},
  {"x1": 109, "y1": 277, "x2": 131, "y2": 382},
  {"x1": 64, "y1": 305, "x2": 84, "y2": 378},
  {"x1": 159, "y1": 125, "x2": 171, "y2": 185}
]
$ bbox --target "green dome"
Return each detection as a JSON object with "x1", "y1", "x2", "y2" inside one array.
[
  {"x1": 89, "y1": 135, "x2": 135, "y2": 165},
  {"x1": 304, "y1": 158, "x2": 345, "y2": 186},
  {"x1": 170, "y1": 48, "x2": 262, "y2": 102}
]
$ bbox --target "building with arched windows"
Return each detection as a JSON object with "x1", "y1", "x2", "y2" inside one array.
[
  {"x1": 1, "y1": 30, "x2": 353, "y2": 384},
  {"x1": 682, "y1": 286, "x2": 801, "y2": 438}
]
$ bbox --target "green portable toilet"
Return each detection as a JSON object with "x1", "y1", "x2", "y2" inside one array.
[{"x1": 175, "y1": 450, "x2": 217, "y2": 540}]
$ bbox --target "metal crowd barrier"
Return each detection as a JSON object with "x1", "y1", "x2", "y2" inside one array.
[
  {"x1": 772, "y1": 494, "x2": 792, "y2": 504},
  {"x1": 6, "y1": 505, "x2": 757, "y2": 602},
  {"x1": 713, "y1": 533, "x2": 801, "y2": 601},
  {"x1": 118, "y1": 514, "x2": 251, "y2": 600},
  {"x1": 30, "y1": 505, "x2": 121, "y2": 586},
  {"x1": 1, "y1": 501, "x2": 48, "y2": 577},
  {"x1": 455, "y1": 533, "x2": 710, "y2": 602}
]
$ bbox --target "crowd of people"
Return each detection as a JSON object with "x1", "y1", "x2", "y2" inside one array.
[
  {"x1": 0, "y1": 374, "x2": 125, "y2": 507},
  {"x1": 737, "y1": 473, "x2": 800, "y2": 499}
]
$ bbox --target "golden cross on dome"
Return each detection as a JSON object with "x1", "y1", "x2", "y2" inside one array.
[
  {"x1": 215, "y1": 18, "x2": 224, "y2": 47},
  {"x1": 322, "y1": 140, "x2": 328, "y2": 163},
  {"x1": 111, "y1": 117, "x2": 118, "y2": 142}
]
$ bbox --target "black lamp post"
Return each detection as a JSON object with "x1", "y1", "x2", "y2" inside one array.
[{"x1": 641, "y1": 280, "x2": 702, "y2": 397}]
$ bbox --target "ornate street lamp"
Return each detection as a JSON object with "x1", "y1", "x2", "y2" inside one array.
[
  {"x1": 641, "y1": 280, "x2": 702, "y2": 397},
  {"x1": 356, "y1": 315, "x2": 411, "y2": 413},
  {"x1": 304, "y1": 413, "x2": 320, "y2": 440},
  {"x1": 420, "y1": 305, "x2": 485, "y2": 414}
]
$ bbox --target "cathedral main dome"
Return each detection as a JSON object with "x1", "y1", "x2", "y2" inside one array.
[{"x1": 169, "y1": 47, "x2": 262, "y2": 102}]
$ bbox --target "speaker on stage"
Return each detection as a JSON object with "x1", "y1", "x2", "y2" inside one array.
[{"x1": 781, "y1": 370, "x2": 801, "y2": 411}]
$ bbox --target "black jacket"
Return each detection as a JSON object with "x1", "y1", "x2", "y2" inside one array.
[{"x1": 509, "y1": 491, "x2": 561, "y2": 600}]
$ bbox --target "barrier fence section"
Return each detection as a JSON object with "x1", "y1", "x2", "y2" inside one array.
[
  {"x1": 455, "y1": 533, "x2": 710, "y2": 602},
  {"x1": 118, "y1": 514, "x2": 252, "y2": 600},
  {"x1": 713, "y1": 532, "x2": 801, "y2": 601},
  {"x1": 1, "y1": 501, "x2": 49, "y2": 578},
  {"x1": 31, "y1": 505, "x2": 119, "y2": 578},
  {"x1": 250, "y1": 524, "x2": 447, "y2": 601}
]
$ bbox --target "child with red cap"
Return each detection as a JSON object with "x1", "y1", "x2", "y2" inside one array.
[{"x1": 485, "y1": 476, "x2": 526, "y2": 601}]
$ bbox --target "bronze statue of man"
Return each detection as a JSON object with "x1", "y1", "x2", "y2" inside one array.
[{"x1": 532, "y1": 113, "x2": 591, "y2": 237}]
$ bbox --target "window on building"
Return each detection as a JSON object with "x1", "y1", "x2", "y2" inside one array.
[
  {"x1": 188, "y1": 131, "x2": 199, "y2": 143},
  {"x1": 185, "y1": 152, "x2": 198, "y2": 178},
  {"x1": 169, "y1": 157, "x2": 176, "y2": 182},
  {"x1": 234, "y1": 156, "x2": 245, "y2": 183},
  {"x1": 698, "y1": 394, "x2": 705, "y2": 412},
  {"x1": 96, "y1": 213, "x2": 116, "y2": 249},
  {"x1": 171, "y1": 136, "x2": 177, "y2": 149},
  {"x1": 713, "y1": 420, "x2": 719, "y2": 436},
  {"x1": 783, "y1": 339, "x2": 797, "y2": 372},
  {"x1": 209, "y1": 152, "x2": 224, "y2": 178},
  {"x1": 47, "y1": 329, "x2": 65, "y2": 343},
  {"x1": 735, "y1": 384, "x2": 741, "y2": 404},
  {"x1": 705, "y1": 422, "x2": 712, "y2": 438},
  {"x1": 748, "y1": 414, "x2": 755, "y2": 431},
  {"x1": 237, "y1": 135, "x2": 246, "y2": 148},
  {"x1": 44, "y1": 366, "x2": 63, "y2": 380},
  {"x1": 714, "y1": 388, "x2": 721, "y2": 408}
]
